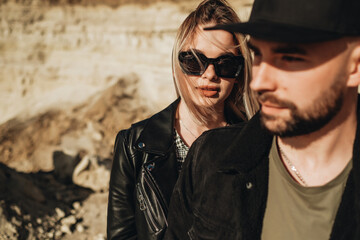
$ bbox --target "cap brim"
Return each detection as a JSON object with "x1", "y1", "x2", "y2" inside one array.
[{"x1": 205, "y1": 21, "x2": 342, "y2": 43}]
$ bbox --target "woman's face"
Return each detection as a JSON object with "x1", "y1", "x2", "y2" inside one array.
[{"x1": 180, "y1": 26, "x2": 239, "y2": 110}]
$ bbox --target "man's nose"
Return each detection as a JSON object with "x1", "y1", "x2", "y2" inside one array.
[{"x1": 250, "y1": 62, "x2": 277, "y2": 93}]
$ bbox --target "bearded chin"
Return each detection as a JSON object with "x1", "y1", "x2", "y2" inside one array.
[{"x1": 260, "y1": 81, "x2": 345, "y2": 137}]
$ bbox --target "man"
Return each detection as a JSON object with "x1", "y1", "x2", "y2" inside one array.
[{"x1": 164, "y1": 0, "x2": 360, "y2": 239}]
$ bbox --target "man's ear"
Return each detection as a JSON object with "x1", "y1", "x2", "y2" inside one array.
[{"x1": 347, "y1": 41, "x2": 360, "y2": 87}]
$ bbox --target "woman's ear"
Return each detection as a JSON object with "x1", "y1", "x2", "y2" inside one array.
[{"x1": 347, "y1": 40, "x2": 360, "y2": 87}]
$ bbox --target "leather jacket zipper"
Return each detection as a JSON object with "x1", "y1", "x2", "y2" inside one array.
[
  {"x1": 143, "y1": 168, "x2": 169, "y2": 223},
  {"x1": 136, "y1": 183, "x2": 160, "y2": 233},
  {"x1": 136, "y1": 183, "x2": 147, "y2": 211}
]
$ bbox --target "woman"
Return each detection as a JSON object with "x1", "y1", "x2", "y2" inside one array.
[{"x1": 107, "y1": 0, "x2": 258, "y2": 239}]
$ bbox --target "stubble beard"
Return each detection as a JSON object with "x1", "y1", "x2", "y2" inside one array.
[{"x1": 259, "y1": 80, "x2": 345, "y2": 137}]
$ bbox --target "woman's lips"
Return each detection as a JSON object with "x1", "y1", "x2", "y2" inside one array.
[{"x1": 198, "y1": 86, "x2": 219, "y2": 97}]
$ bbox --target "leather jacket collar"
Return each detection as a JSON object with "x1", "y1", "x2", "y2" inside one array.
[
  {"x1": 135, "y1": 98, "x2": 180, "y2": 155},
  {"x1": 134, "y1": 98, "x2": 246, "y2": 156}
]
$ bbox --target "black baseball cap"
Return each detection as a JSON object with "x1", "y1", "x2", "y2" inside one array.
[{"x1": 206, "y1": 0, "x2": 360, "y2": 43}]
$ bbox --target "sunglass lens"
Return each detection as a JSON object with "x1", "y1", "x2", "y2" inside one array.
[
  {"x1": 179, "y1": 52, "x2": 203, "y2": 75},
  {"x1": 216, "y1": 56, "x2": 243, "y2": 78}
]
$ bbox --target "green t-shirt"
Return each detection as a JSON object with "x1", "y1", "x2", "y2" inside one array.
[{"x1": 261, "y1": 137, "x2": 352, "y2": 240}]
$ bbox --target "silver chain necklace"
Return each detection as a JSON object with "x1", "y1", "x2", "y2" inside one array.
[
  {"x1": 179, "y1": 119, "x2": 198, "y2": 139},
  {"x1": 278, "y1": 144, "x2": 308, "y2": 186}
]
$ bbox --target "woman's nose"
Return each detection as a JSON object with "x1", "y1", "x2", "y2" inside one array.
[{"x1": 201, "y1": 64, "x2": 218, "y2": 81}]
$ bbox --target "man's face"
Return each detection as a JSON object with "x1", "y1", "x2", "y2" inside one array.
[{"x1": 248, "y1": 38, "x2": 353, "y2": 137}]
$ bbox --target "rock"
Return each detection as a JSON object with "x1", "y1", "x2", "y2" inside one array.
[
  {"x1": 72, "y1": 155, "x2": 111, "y2": 192},
  {"x1": 76, "y1": 223, "x2": 85, "y2": 233},
  {"x1": 37, "y1": 226, "x2": 44, "y2": 234},
  {"x1": 55, "y1": 208, "x2": 65, "y2": 219},
  {"x1": 23, "y1": 214, "x2": 31, "y2": 221},
  {"x1": 55, "y1": 229, "x2": 63, "y2": 238},
  {"x1": 53, "y1": 151, "x2": 80, "y2": 184},
  {"x1": 73, "y1": 201, "x2": 81, "y2": 210},
  {"x1": 61, "y1": 215, "x2": 77, "y2": 226},
  {"x1": 47, "y1": 231, "x2": 54, "y2": 238},
  {"x1": 10, "y1": 205, "x2": 21, "y2": 216},
  {"x1": 20, "y1": 177, "x2": 46, "y2": 203},
  {"x1": 5, "y1": 169, "x2": 46, "y2": 203},
  {"x1": 0, "y1": 207, "x2": 18, "y2": 239},
  {"x1": 94, "y1": 233, "x2": 106, "y2": 240},
  {"x1": 74, "y1": 192, "x2": 108, "y2": 238},
  {"x1": 60, "y1": 224, "x2": 72, "y2": 234},
  {"x1": 11, "y1": 216, "x2": 21, "y2": 227}
]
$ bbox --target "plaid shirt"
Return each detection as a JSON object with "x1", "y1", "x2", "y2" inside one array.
[{"x1": 174, "y1": 129, "x2": 189, "y2": 172}]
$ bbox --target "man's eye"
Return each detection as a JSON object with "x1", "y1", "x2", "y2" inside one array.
[
  {"x1": 250, "y1": 49, "x2": 261, "y2": 56},
  {"x1": 282, "y1": 56, "x2": 304, "y2": 62}
]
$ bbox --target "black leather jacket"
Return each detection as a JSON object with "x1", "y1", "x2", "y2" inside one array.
[
  {"x1": 107, "y1": 99, "x2": 244, "y2": 240},
  {"x1": 107, "y1": 99, "x2": 180, "y2": 240},
  {"x1": 165, "y1": 97, "x2": 360, "y2": 240}
]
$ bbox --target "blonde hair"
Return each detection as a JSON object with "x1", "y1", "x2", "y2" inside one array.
[{"x1": 172, "y1": 0, "x2": 259, "y2": 123}]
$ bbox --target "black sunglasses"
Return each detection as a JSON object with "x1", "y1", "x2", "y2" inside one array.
[{"x1": 178, "y1": 51, "x2": 244, "y2": 78}]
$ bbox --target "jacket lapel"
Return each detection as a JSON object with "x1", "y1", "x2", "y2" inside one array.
[
  {"x1": 135, "y1": 98, "x2": 180, "y2": 156},
  {"x1": 134, "y1": 99, "x2": 180, "y2": 205}
]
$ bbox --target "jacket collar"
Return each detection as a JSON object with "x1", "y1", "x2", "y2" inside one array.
[
  {"x1": 220, "y1": 112, "x2": 273, "y2": 173},
  {"x1": 134, "y1": 98, "x2": 180, "y2": 156},
  {"x1": 222, "y1": 95, "x2": 360, "y2": 174},
  {"x1": 134, "y1": 98, "x2": 245, "y2": 156}
]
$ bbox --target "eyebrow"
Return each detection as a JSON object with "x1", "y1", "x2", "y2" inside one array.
[{"x1": 247, "y1": 42, "x2": 308, "y2": 55}]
